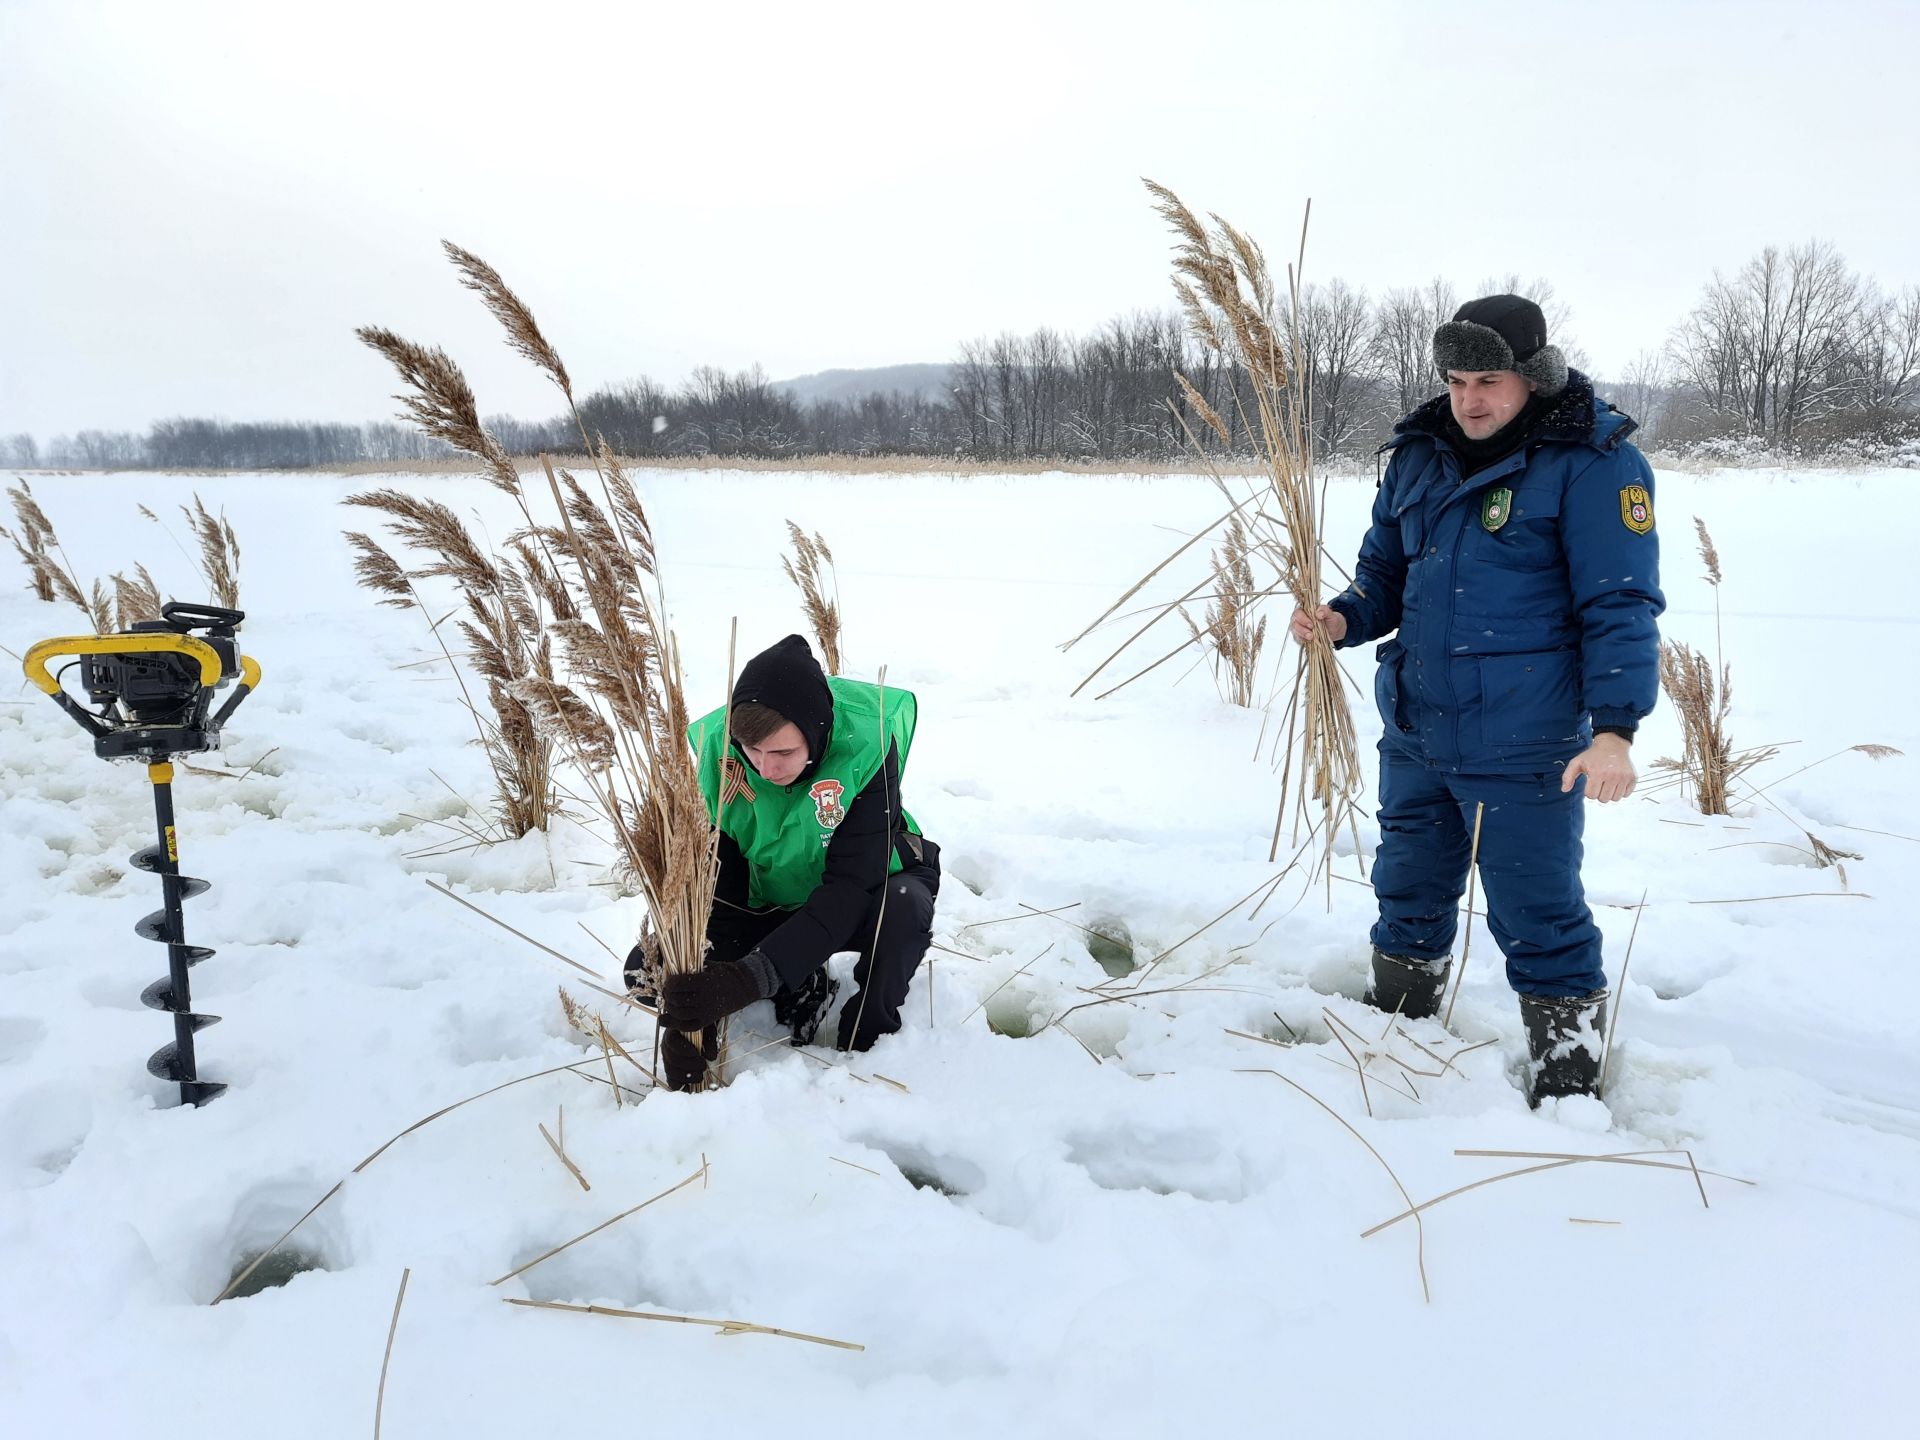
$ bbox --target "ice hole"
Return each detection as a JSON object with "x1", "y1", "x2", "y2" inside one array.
[
  {"x1": 861, "y1": 1139, "x2": 986, "y2": 1198},
  {"x1": 223, "y1": 1246, "x2": 330, "y2": 1299},
  {"x1": 1083, "y1": 916, "x2": 1135, "y2": 978},
  {"x1": 985, "y1": 991, "x2": 1037, "y2": 1038}
]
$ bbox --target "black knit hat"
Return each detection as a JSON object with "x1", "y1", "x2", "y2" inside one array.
[
  {"x1": 732, "y1": 634, "x2": 833, "y2": 775},
  {"x1": 1432, "y1": 294, "x2": 1568, "y2": 397}
]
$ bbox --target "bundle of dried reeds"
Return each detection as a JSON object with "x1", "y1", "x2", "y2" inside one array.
[
  {"x1": 1069, "y1": 181, "x2": 1361, "y2": 873},
  {"x1": 781, "y1": 521, "x2": 842, "y2": 674},
  {"x1": 354, "y1": 243, "x2": 723, "y2": 1083}
]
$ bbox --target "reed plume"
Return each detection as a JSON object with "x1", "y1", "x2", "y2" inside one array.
[
  {"x1": 781, "y1": 521, "x2": 842, "y2": 675},
  {"x1": 181, "y1": 493, "x2": 242, "y2": 609},
  {"x1": 1652, "y1": 519, "x2": 1768, "y2": 815},
  {"x1": 1191, "y1": 512, "x2": 1267, "y2": 707},
  {"x1": 3, "y1": 480, "x2": 113, "y2": 629},
  {"x1": 111, "y1": 564, "x2": 163, "y2": 630},
  {"x1": 344, "y1": 487, "x2": 558, "y2": 838}
]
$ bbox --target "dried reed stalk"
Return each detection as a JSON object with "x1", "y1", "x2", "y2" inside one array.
[
  {"x1": 1442, "y1": 802, "x2": 1486, "y2": 1027},
  {"x1": 488, "y1": 1166, "x2": 705, "y2": 1286},
  {"x1": 782, "y1": 520, "x2": 843, "y2": 674},
  {"x1": 1240, "y1": 1067, "x2": 1430, "y2": 1302},
  {"x1": 538, "y1": 1116, "x2": 591, "y2": 1191},
  {"x1": 1072, "y1": 182, "x2": 1359, "y2": 878},
  {"x1": 1597, "y1": 887, "x2": 1648, "y2": 1096},
  {"x1": 373, "y1": 1268, "x2": 410, "y2": 1440},
  {"x1": 1362, "y1": 1148, "x2": 1753, "y2": 1239},
  {"x1": 503, "y1": 1297, "x2": 865, "y2": 1352}
]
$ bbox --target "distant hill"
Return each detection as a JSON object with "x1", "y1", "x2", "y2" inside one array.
[{"x1": 772, "y1": 364, "x2": 955, "y2": 407}]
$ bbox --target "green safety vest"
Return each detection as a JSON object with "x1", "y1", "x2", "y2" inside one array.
[{"x1": 688, "y1": 677, "x2": 919, "y2": 911}]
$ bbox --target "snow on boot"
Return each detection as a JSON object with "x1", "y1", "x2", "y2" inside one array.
[
  {"x1": 1366, "y1": 948, "x2": 1450, "y2": 1021},
  {"x1": 1520, "y1": 989, "x2": 1610, "y2": 1106}
]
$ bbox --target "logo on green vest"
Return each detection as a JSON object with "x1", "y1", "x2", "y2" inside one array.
[
  {"x1": 1481, "y1": 486, "x2": 1513, "y2": 532},
  {"x1": 810, "y1": 778, "x2": 846, "y2": 835}
]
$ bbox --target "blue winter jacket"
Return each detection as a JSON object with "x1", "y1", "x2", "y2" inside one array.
[{"x1": 1328, "y1": 372, "x2": 1664, "y2": 775}]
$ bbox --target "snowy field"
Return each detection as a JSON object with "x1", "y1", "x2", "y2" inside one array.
[{"x1": 3, "y1": 464, "x2": 1917, "y2": 1437}]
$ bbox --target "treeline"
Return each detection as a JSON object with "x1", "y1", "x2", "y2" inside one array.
[{"x1": 7, "y1": 241, "x2": 1916, "y2": 470}]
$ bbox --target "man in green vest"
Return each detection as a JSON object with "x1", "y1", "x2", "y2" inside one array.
[{"x1": 648, "y1": 634, "x2": 939, "y2": 1090}]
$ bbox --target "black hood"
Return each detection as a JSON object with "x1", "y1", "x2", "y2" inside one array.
[{"x1": 732, "y1": 634, "x2": 834, "y2": 782}]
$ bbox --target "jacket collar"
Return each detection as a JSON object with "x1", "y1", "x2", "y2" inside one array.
[{"x1": 1381, "y1": 371, "x2": 1635, "y2": 456}]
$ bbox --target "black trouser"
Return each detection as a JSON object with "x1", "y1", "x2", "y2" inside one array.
[{"x1": 707, "y1": 850, "x2": 940, "y2": 1050}]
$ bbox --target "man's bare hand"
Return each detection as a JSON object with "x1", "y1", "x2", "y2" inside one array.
[
  {"x1": 1561, "y1": 733, "x2": 1635, "y2": 802},
  {"x1": 1290, "y1": 605, "x2": 1347, "y2": 646}
]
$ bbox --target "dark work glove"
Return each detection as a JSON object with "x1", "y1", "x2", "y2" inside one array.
[
  {"x1": 659, "y1": 955, "x2": 774, "y2": 1032},
  {"x1": 660, "y1": 1028, "x2": 714, "y2": 1092}
]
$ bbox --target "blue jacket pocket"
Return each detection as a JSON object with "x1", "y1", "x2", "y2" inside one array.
[
  {"x1": 1479, "y1": 650, "x2": 1582, "y2": 747},
  {"x1": 1375, "y1": 638, "x2": 1409, "y2": 733}
]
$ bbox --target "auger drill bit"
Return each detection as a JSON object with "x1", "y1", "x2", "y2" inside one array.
[{"x1": 132, "y1": 760, "x2": 226, "y2": 1106}]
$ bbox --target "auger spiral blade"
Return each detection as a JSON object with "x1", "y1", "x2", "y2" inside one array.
[{"x1": 132, "y1": 766, "x2": 225, "y2": 1107}]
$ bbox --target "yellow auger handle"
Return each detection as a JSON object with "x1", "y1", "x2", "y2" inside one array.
[
  {"x1": 23, "y1": 633, "x2": 226, "y2": 694},
  {"x1": 211, "y1": 655, "x2": 262, "y2": 727}
]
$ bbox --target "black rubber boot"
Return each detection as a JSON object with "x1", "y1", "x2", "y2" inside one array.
[
  {"x1": 1520, "y1": 989, "x2": 1610, "y2": 1106},
  {"x1": 774, "y1": 968, "x2": 839, "y2": 1047},
  {"x1": 1365, "y1": 948, "x2": 1451, "y2": 1020}
]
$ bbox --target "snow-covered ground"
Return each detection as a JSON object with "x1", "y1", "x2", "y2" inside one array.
[{"x1": 3, "y1": 465, "x2": 1916, "y2": 1437}]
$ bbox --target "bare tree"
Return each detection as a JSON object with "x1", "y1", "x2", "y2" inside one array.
[
  {"x1": 1372, "y1": 277, "x2": 1457, "y2": 416},
  {"x1": 1668, "y1": 240, "x2": 1865, "y2": 446},
  {"x1": 1619, "y1": 349, "x2": 1670, "y2": 441},
  {"x1": 1295, "y1": 279, "x2": 1378, "y2": 459}
]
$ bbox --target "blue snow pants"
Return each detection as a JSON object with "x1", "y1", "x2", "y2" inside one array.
[{"x1": 1370, "y1": 745, "x2": 1606, "y2": 997}]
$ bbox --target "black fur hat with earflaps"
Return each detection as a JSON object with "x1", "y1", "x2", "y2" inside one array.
[{"x1": 1432, "y1": 293, "x2": 1568, "y2": 397}]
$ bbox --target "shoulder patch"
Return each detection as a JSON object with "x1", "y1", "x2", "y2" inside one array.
[
  {"x1": 1620, "y1": 484, "x2": 1654, "y2": 535},
  {"x1": 1481, "y1": 486, "x2": 1513, "y2": 532}
]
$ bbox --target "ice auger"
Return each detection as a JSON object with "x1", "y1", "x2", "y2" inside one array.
[{"x1": 23, "y1": 603, "x2": 261, "y2": 1106}]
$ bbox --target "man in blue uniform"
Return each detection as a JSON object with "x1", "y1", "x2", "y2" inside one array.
[{"x1": 1292, "y1": 294, "x2": 1663, "y2": 1104}]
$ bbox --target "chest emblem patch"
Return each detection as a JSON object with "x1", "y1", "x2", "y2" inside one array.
[
  {"x1": 1620, "y1": 485, "x2": 1654, "y2": 535},
  {"x1": 809, "y1": 778, "x2": 847, "y2": 832},
  {"x1": 1481, "y1": 486, "x2": 1513, "y2": 532}
]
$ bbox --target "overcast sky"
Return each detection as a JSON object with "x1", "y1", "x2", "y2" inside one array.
[{"x1": 3, "y1": 0, "x2": 1915, "y2": 438}]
